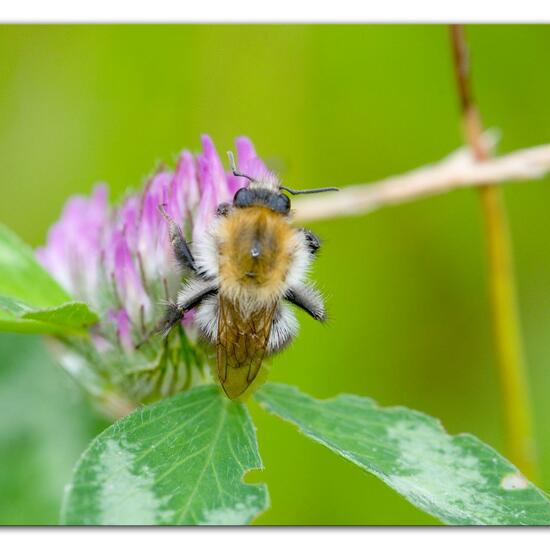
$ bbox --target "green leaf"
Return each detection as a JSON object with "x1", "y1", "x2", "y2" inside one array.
[
  {"x1": 0, "y1": 224, "x2": 70, "y2": 306},
  {"x1": 22, "y1": 301, "x2": 98, "y2": 328},
  {"x1": 255, "y1": 383, "x2": 550, "y2": 526},
  {"x1": 61, "y1": 385, "x2": 269, "y2": 525},
  {"x1": 0, "y1": 224, "x2": 98, "y2": 334},
  {"x1": 0, "y1": 295, "x2": 98, "y2": 334}
]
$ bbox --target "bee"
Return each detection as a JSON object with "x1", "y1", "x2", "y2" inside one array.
[{"x1": 159, "y1": 152, "x2": 337, "y2": 399}]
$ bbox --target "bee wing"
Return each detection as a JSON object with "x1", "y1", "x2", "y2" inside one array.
[{"x1": 217, "y1": 297, "x2": 277, "y2": 399}]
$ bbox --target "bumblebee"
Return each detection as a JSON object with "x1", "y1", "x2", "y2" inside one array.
[{"x1": 159, "y1": 152, "x2": 337, "y2": 399}]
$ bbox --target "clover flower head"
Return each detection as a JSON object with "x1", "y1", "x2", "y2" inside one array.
[{"x1": 37, "y1": 135, "x2": 269, "y2": 413}]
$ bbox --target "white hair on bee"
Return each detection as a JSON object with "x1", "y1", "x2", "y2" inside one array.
[
  {"x1": 283, "y1": 230, "x2": 314, "y2": 292},
  {"x1": 228, "y1": 150, "x2": 281, "y2": 193},
  {"x1": 248, "y1": 170, "x2": 281, "y2": 193},
  {"x1": 268, "y1": 303, "x2": 298, "y2": 353},
  {"x1": 193, "y1": 225, "x2": 220, "y2": 281},
  {"x1": 195, "y1": 294, "x2": 218, "y2": 343}
]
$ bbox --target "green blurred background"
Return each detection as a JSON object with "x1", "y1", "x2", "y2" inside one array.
[{"x1": 1, "y1": 24, "x2": 550, "y2": 525}]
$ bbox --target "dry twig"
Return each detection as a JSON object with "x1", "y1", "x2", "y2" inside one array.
[{"x1": 293, "y1": 139, "x2": 550, "y2": 223}]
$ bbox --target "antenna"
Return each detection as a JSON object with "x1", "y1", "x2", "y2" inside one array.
[
  {"x1": 279, "y1": 185, "x2": 339, "y2": 196},
  {"x1": 227, "y1": 151, "x2": 256, "y2": 183}
]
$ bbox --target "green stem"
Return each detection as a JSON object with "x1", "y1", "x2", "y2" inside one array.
[{"x1": 449, "y1": 25, "x2": 538, "y2": 480}]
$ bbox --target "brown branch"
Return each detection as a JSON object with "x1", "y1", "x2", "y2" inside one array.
[
  {"x1": 293, "y1": 140, "x2": 550, "y2": 223},
  {"x1": 449, "y1": 24, "x2": 537, "y2": 481}
]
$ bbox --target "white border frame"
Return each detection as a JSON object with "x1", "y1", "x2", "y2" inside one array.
[{"x1": 1, "y1": 0, "x2": 550, "y2": 23}]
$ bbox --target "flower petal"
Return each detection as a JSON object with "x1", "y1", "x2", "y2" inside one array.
[
  {"x1": 172, "y1": 151, "x2": 199, "y2": 225},
  {"x1": 108, "y1": 308, "x2": 133, "y2": 352}
]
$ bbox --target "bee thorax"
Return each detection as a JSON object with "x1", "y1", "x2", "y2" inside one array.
[
  {"x1": 216, "y1": 206, "x2": 296, "y2": 306},
  {"x1": 250, "y1": 243, "x2": 261, "y2": 258}
]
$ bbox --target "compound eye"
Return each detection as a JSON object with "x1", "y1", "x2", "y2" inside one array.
[
  {"x1": 233, "y1": 187, "x2": 254, "y2": 208},
  {"x1": 272, "y1": 193, "x2": 291, "y2": 214}
]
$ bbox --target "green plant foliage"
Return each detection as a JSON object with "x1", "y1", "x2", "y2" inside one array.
[
  {"x1": 0, "y1": 224, "x2": 69, "y2": 305},
  {"x1": 21, "y1": 301, "x2": 98, "y2": 326},
  {"x1": 0, "y1": 225, "x2": 98, "y2": 333},
  {"x1": 61, "y1": 385, "x2": 268, "y2": 525},
  {"x1": 255, "y1": 383, "x2": 550, "y2": 525},
  {"x1": 0, "y1": 334, "x2": 108, "y2": 524},
  {"x1": 0, "y1": 296, "x2": 98, "y2": 334}
]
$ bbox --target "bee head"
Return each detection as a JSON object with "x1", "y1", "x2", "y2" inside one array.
[
  {"x1": 227, "y1": 150, "x2": 339, "y2": 215},
  {"x1": 233, "y1": 187, "x2": 291, "y2": 215}
]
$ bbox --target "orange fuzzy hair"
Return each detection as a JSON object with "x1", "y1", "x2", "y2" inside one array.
[{"x1": 217, "y1": 206, "x2": 297, "y2": 309}]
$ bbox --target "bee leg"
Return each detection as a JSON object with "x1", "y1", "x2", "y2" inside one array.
[
  {"x1": 285, "y1": 283, "x2": 326, "y2": 322},
  {"x1": 177, "y1": 280, "x2": 218, "y2": 311},
  {"x1": 157, "y1": 281, "x2": 218, "y2": 339},
  {"x1": 158, "y1": 204, "x2": 198, "y2": 274},
  {"x1": 157, "y1": 302, "x2": 185, "y2": 338},
  {"x1": 299, "y1": 228, "x2": 321, "y2": 256}
]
